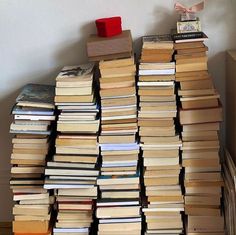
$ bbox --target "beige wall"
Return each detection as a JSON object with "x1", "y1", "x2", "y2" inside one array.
[{"x1": 0, "y1": 0, "x2": 236, "y2": 221}]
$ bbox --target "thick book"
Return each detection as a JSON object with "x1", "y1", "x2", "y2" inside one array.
[
  {"x1": 96, "y1": 206, "x2": 141, "y2": 218},
  {"x1": 13, "y1": 220, "x2": 50, "y2": 233},
  {"x1": 179, "y1": 106, "x2": 223, "y2": 125}
]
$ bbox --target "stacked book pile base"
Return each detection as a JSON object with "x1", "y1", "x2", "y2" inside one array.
[
  {"x1": 45, "y1": 64, "x2": 100, "y2": 235},
  {"x1": 138, "y1": 35, "x2": 184, "y2": 235},
  {"x1": 97, "y1": 54, "x2": 141, "y2": 234},
  {"x1": 174, "y1": 33, "x2": 224, "y2": 234},
  {"x1": 10, "y1": 84, "x2": 55, "y2": 235}
]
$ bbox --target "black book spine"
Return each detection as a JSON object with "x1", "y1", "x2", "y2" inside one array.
[{"x1": 172, "y1": 32, "x2": 204, "y2": 40}]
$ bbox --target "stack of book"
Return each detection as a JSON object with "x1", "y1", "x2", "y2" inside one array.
[
  {"x1": 96, "y1": 198, "x2": 141, "y2": 235},
  {"x1": 174, "y1": 33, "x2": 225, "y2": 234},
  {"x1": 138, "y1": 35, "x2": 184, "y2": 234},
  {"x1": 91, "y1": 35, "x2": 141, "y2": 234},
  {"x1": 44, "y1": 64, "x2": 100, "y2": 235},
  {"x1": 9, "y1": 84, "x2": 55, "y2": 235}
]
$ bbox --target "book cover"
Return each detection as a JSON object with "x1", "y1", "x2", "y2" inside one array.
[
  {"x1": 56, "y1": 63, "x2": 95, "y2": 81},
  {"x1": 143, "y1": 34, "x2": 172, "y2": 43},
  {"x1": 16, "y1": 84, "x2": 55, "y2": 106},
  {"x1": 12, "y1": 105, "x2": 54, "y2": 116}
]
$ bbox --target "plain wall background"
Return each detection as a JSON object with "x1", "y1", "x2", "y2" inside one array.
[{"x1": 0, "y1": 0, "x2": 236, "y2": 221}]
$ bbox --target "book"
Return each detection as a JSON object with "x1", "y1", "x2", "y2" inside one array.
[
  {"x1": 179, "y1": 106, "x2": 223, "y2": 124},
  {"x1": 13, "y1": 221, "x2": 50, "y2": 233},
  {"x1": 16, "y1": 84, "x2": 55, "y2": 109},
  {"x1": 99, "y1": 57, "x2": 134, "y2": 69},
  {"x1": 180, "y1": 95, "x2": 219, "y2": 109},
  {"x1": 56, "y1": 64, "x2": 94, "y2": 81},
  {"x1": 142, "y1": 35, "x2": 173, "y2": 50},
  {"x1": 139, "y1": 68, "x2": 175, "y2": 76},
  {"x1": 172, "y1": 31, "x2": 208, "y2": 43},
  {"x1": 96, "y1": 206, "x2": 140, "y2": 218}
]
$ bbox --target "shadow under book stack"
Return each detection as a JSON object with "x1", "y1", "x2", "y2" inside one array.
[
  {"x1": 173, "y1": 32, "x2": 225, "y2": 234},
  {"x1": 138, "y1": 35, "x2": 184, "y2": 235},
  {"x1": 87, "y1": 30, "x2": 141, "y2": 235},
  {"x1": 44, "y1": 64, "x2": 100, "y2": 235},
  {"x1": 10, "y1": 84, "x2": 55, "y2": 235}
]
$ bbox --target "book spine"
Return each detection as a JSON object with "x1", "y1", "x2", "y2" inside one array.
[{"x1": 172, "y1": 32, "x2": 203, "y2": 40}]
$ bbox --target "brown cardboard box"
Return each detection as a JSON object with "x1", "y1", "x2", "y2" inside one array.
[{"x1": 86, "y1": 30, "x2": 133, "y2": 61}]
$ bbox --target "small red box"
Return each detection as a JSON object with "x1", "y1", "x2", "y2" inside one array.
[{"x1": 95, "y1": 16, "x2": 122, "y2": 37}]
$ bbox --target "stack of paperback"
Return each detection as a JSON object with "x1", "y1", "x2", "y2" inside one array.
[
  {"x1": 138, "y1": 35, "x2": 184, "y2": 234},
  {"x1": 10, "y1": 84, "x2": 55, "y2": 235},
  {"x1": 96, "y1": 50, "x2": 141, "y2": 233},
  {"x1": 174, "y1": 33, "x2": 225, "y2": 234},
  {"x1": 45, "y1": 64, "x2": 100, "y2": 235}
]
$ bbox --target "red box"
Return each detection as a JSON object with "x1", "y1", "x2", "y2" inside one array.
[{"x1": 95, "y1": 16, "x2": 122, "y2": 37}]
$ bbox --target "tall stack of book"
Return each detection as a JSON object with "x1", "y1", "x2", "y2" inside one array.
[
  {"x1": 44, "y1": 64, "x2": 100, "y2": 235},
  {"x1": 173, "y1": 32, "x2": 225, "y2": 234},
  {"x1": 97, "y1": 57, "x2": 142, "y2": 235},
  {"x1": 138, "y1": 35, "x2": 184, "y2": 235},
  {"x1": 10, "y1": 84, "x2": 55, "y2": 235},
  {"x1": 87, "y1": 31, "x2": 141, "y2": 235}
]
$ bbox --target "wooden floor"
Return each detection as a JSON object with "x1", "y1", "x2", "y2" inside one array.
[
  {"x1": 0, "y1": 223, "x2": 12, "y2": 235},
  {"x1": 0, "y1": 229, "x2": 11, "y2": 235}
]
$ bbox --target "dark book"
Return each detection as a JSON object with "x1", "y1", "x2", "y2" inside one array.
[
  {"x1": 172, "y1": 30, "x2": 206, "y2": 41},
  {"x1": 12, "y1": 105, "x2": 54, "y2": 116},
  {"x1": 98, "y1": 171, "x2": 140, "y2": 179},
  {"x1": 142, "y1": 34, "x2": 173, "y2": 43},
  {"x1": 16, "y1": 84, "x2": 55, "y2": 109}
]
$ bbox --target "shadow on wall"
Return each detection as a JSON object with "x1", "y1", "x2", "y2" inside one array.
[
  {"x1": 54, "y1": 21, "x2": 96, "y2": 65},
  {"x1": 208, "y1": 52, "x2": 226, "y2": 101},
  {"x1": 148, "y1": 5, "x2": 178, "y2": 35},
  {"x1": 204, "y1": 0, "x2": 236, "y2": 47},
  {"x1": 0, "y1": 89, "x2": 19, "y2": 223},
  {"x1": 208, "y1": 52, "x2": 226, "y2": 151},
  {"x1": 133, "y1": 4, "x2": 178, "y2": 62}
]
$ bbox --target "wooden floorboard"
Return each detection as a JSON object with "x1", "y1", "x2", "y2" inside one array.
[{"x1": 0, "y1": 222, "x2": 12, "y2": 235}]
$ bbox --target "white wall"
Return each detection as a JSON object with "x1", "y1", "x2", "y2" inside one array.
[{"x1": 0, "y1": 0, "x2": 235, "y2": 221}]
